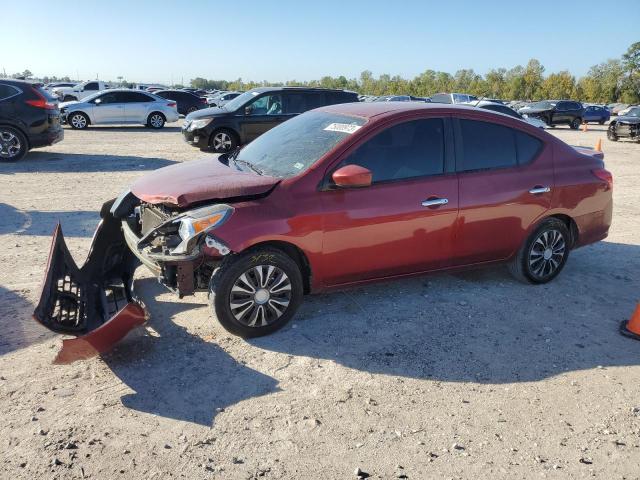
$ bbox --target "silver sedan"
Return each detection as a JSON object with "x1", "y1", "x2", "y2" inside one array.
[{"x1": 60, "y1": 89, "x2": 179, "y2": 129}]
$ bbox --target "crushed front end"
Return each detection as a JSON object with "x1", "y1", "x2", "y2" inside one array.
[{"x1": 34, "y1": 193, "x2": 233, "y2": 363}]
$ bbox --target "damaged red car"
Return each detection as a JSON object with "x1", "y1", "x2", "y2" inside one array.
[{"x1": 34, "y1": 102, "x2": 613, "y2": 360}]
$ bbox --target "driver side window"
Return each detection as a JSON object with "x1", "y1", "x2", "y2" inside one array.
[{"x1": 247, "y1": 94, "x2": 283, "y2": 115}]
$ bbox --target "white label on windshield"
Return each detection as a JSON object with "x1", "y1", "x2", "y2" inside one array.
[
  {"x1": 293, "y1": 162, "x2": 304, "y2": 170},
  {"x1": 324, "y1": 123, "x2": 362, "y2": 134}
]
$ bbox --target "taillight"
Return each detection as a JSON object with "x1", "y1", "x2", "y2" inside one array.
[
  {"x1": 167, "y1": 102, "x2": 176, "y2": 108},
  {"x1": 26, "y1": 87, "x2": 57, "y2": 110},
  {"x1": 592, "y1": 168, "x2": 613, "y2": 190}
]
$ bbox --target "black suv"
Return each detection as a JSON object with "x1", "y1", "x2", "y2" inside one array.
[
  {"x1": 0, "y1": 79, "x2": 63, "y2": 161},
  {"x1": 182, "y1": 87, "x2": 359, "y2": 152},
  {"x1": 518, "y1": 100, "x2": 584, "y2": 129}
]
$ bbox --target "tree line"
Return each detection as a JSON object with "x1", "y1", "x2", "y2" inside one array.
[{"x1": 191, "y1": 42, "x2": 639, "y2": 104}]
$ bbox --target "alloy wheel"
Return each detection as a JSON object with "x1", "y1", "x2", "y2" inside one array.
[
  {"x1": 528, "y1": 229, "x2": 566, "y2": 279},
  {"x1": 213, "y1": 132, "x2": 232, "y2": 151},
  {"x1": 0, "y1": 130, "x2": 21, "y2": 159},
  {"x1": 229, "y1": 265, "x2": 292, "y2": 328},
  {"x1": 70, "y1": 114, "x2": 87, "y2": 129},
  {"x1": 150, "y1": 114, "x2": 164, "y2": 128}
]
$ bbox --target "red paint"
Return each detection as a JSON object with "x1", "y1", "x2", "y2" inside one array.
[
  {"x1": 53, "y1": 303, "x2": 148, "y2": 365},
  {"x1": 332, "y1": 164, "x2": 373, "y2": 187}
]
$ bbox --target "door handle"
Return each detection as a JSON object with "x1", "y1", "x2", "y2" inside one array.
[
  {"x1": 529, "y1": 186, "x2": 551, "y2": 194},
  {"x1": 421, "y1": 198, "x2": 449, "y2": 207}
]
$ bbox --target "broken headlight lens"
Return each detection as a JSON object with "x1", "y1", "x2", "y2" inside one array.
[{"x1": 172, "y1": 204, "x2": 233, "y2": 254}]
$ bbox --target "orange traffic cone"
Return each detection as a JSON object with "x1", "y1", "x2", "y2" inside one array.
[
  {"x1": 620, "y1": 303, "x2": 640, "y2": 340},
  {"x1": 595, "y1": 139, "x2": 602, "y2": 152},
  {"x1": 582, "y1": 122, "x2": 588, "y2": 132}
]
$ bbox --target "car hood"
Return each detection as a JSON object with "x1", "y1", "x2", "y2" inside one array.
[
  {"x1": 615, "y1": 115, "x2": 640, "y2": 123},
  {"x1": 59, "y1": 100, "x2": 81, "y2": 108},
  {"x1": 185, "y1": 105, "x2": 230, "y2": 121},
  {"x1": 519, "y1": 107, "x2": 552, "y2": 114},
  {"x1": 131, "y1": 157, "x2": 280, "y2": 207}
]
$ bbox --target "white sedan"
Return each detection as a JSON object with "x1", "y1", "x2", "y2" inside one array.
[{"x1": 60, "y1": 89, "x2": 179, "y2": 129}]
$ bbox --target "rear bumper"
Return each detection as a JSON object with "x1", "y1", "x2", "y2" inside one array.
[{"x1": 29, "y1": 127, "x2": 64, "y2": 149}]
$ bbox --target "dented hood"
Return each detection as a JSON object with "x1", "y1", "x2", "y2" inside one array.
[{"x1": 131, "y1": 158, "x2": 280, "y2": 207}]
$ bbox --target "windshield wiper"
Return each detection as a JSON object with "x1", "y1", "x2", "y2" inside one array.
[{"x1": 235, "y1": 159, "x2": 265, "y2": 176}]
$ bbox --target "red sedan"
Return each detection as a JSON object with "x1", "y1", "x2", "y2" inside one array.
[{"x1": 35, "y1": 103, "x2": 613, "y2": 358}]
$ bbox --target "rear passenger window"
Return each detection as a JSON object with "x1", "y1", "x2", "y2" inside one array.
[
  {"x1": 515, "y1": 131, "x2": 543, "y2": 165},
  {"x1": 285, "y1": 93, "x2": 307, "y2": 114},
  {"x1": 458, "y1": 119, "x2": 516, "y2": 171},
  {"x1": 340, "y1": 118, "x2": 445, "y2": 183},
  {"x1": 0, "y1": 84, "x2": 19, "y2": 100}
]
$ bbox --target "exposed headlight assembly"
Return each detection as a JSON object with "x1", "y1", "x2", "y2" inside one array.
[
  {"x1": 172, "y1": 204, "x2": 233, "y2": 254},
  {"x1": 188, "y1": 118, "x2": 213, "y2": 131}
]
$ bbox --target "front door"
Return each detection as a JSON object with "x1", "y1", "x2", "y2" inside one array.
[
  {"x1": 452, "y1": 116, "x2": 553, "y2": 265},
  {"x1": 320, "y1": 117, "x2": 459, "y2": 286},
  {"x1": 239, "y1": 93, "x2": 285, "y2": 142},
  {"x1": 90, "y1": 92, "x2": 123, "y2": 124}
]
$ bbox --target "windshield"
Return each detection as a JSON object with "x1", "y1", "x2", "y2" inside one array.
[
  {"x1": 624, "y1": 107, "x2": 640, "y2": 117},
  {"x1": 235, "y1": 111, "x2": 367, "y2": 178},
  {"x1": 223, "y1": 91, "x2": 261, "y2": 111},
  {"x1": 529, "y1": 101, "x2": 555, "y2": 109},
  {"x1": 80, "y1": 91, "x2": 106, "y2": 103}
]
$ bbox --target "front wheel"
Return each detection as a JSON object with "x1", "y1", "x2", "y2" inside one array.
[
  {"x1": 209, "y1": 128, "x2": 238, "y2": 153},
  {"x1": 147, "y1": 112, "x2": 165, "y2": 129},
  {"x1": 68, "y1": 112, "x2": 89, "y2": 129},
  {"x1": 570, "y1": 118, "x2": 582, "y2": 130},
  {"x1": 598, "y1": 119, "x2": 606, "y2": 125},
  {"x1": 209, "y1": 248, "x2": 304, "y2": 337},
  {"x1": 0, "y1": 127, "x2": 28, "y2": 162},
  {"x1": 509, "y1": 218, "x2": 571, "y2": 284},
  {"x1": 607, "y1": 125, "x2": 618, "y2": 141}
]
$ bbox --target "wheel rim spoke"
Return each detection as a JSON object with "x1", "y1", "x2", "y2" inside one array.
[{"x1": 528, "y1": 228, "x2": 565, "y2": 278}]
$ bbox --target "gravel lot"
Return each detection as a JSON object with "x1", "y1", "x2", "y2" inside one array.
[{"x1": 0, "y1": 121, "x2": 639, "y2": 480}]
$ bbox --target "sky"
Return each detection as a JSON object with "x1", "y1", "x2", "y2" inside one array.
[{"x1": 2, "y1": 0, "x2": 639, "y2": 84}]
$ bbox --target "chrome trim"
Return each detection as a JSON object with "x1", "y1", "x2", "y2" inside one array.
[
  {"x1": 421, "y1": 198, "x2": 449, "y2": 207},
  {"x1": 529, "y1": 187, "x2": 551, "y2": 194}
]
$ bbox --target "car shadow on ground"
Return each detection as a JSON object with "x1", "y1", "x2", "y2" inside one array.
[
  {"x1": 62, "y1": 125, "x2": 183, "y2": 133},
  {"x1": 103, "y1": 278, "x2": 280, "y2": 426},
  {"x1": 0, "y1": 202, "x2": 99, "y2": 237},
  {"x1": 75, "y1": 241, "x2": 640, "y2": 424},
  {"x1": 0, "y1": 286, "x2": 54, "y2": 355},
  {"x1": 0, "y1": 152, "x2": 177, "y2": 174}
]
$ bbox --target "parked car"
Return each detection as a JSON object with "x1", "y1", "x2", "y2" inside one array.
[
  {"x1": 373, "y1": 95, "x2": 430, "y2": 102},
  {"x1": 206, "y1": 91, "x2": 242, "y2": 107},
  {"x1": 182, "y1": 87, "x2": 359, "y2": 152},
  {"x1": 609, "y1": 103, "x2": 629, "y2": 116},
  {"x1": 44, "y1": 82, "x2": 76, "y2": 91},
  {"x1": 0, "y1": 79, "x2": 64, "y2": 161},
  {"x1": 52, "y1": 81, "x2": 109, "y2": 102},
  {"x1": 60, "y1": 89, "x2": 179, "y2": 129},
  {"x1": 36, "y1": 103, "x2": 613, "y2": 347},
  {"x1": 154, "y1": 89, "x2": 207, "y2": 115},
  {"x1": 582, "y1": 105, "x2": 611, "y2": 124},
  {"x1": 607, "y1": 107, "x2": 640, "y2": 142},
  {"x1": 518, "y1": 100, "x2": 584, "y2": 129},
  {"x1": 462, "y1": 100, "x2": 548, "y2": 128},
  {"x1": 430, "y1": 92, "x2": 479, "y2": 104}
]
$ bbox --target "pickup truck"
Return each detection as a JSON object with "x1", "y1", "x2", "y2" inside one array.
[{"x1": 52, "y1": 81, "x2": 109, "y2": 102}]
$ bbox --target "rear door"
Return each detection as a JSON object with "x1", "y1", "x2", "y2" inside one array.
[
  {"x1": 453, "y1": 116, "x2": 552, "y2": 265},
  {"x1": 120, "y1": 91, "x2": 155, "y2": 123},
  {"x1": 239, "y1": 93, "x2": 285, "y2": 142},
  {"x1": 320, "y1": 116, "x2": 459, "y2": 285}
]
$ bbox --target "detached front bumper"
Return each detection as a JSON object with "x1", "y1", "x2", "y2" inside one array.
[{"x1": 33, "y1": 201, "x2": 148, "y2": 364}]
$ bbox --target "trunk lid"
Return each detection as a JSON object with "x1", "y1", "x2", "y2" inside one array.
[{"x1": 131, "y1": 157, "x2": 280, "y2": 207}]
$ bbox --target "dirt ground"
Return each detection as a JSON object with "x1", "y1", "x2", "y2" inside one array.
[{"x1": 0, "y1": 120, "x2": 639, "y2": 480}]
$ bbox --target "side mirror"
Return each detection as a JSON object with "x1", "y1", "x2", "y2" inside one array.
[
  {"x1": 94, "y1": 98, "x2": 102, "y2": 105},
  {"x1": 332, "y1": 165, "x2": 372, "y2": 188}
]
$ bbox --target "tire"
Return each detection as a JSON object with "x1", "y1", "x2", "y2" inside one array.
[
  {"x1": 508, "y1": 218, "x2": 571, "y2": 284},
  {"x1": 607, "y1": 125, "x2": 618, "y2": 142},
  {"x1": 0, "y1": 126, "x2": 28, "y2": 162},
  {"x1": 570, "y1": 117, "x2": 582, "y2": 130},
  {"x1": 62, "y1": 95, "x2": 77, "y2": 102},
  {"x1": 598, "y1": 119, "x2": 605, "y2": 125},
  {"x1": 68, "y1": 112, "x2": 89, "y2": 130},
  {"x1": 209, "y1": 128, "x2": 238, "y2": 153},
  {"x1": 147, "y1": 112, "x2": 166, "y2": 129},
  {"x1": 209, "y1": 248, "x2": 304, "y2": 337},
  {"x1": 186, "y1": 106, "x2": 198, "y2": 114}
]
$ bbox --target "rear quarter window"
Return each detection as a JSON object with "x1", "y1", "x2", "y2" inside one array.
[{"x1": 0, "y1": 84, "x2": 20, "y2": 101}]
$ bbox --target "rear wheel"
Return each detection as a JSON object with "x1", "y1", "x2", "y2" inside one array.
[
  {"x1": 68, "y1": 112, "x2": 89, "y2": 130},
  {"x1": 209, "y1": 128, "x2": 238, "y2": 153},
  {"x1": 147, "y1": 112, "x2": 165, "y2": 129},
  {"x1": 509, "y1": 218, "x2": 571, "y2": 284},
  {"x1": 598, "y1": 119, "x2": 605, "y2": 125},
  {"x1": 570, "y1": 117, "x2": 582, "y2": 130},
  {"x1": 209, "y1": 248, "x2": 304, "y2": 337},
  {"x1": 0, "y1": 127, "x2": 28, "y2": 162}
]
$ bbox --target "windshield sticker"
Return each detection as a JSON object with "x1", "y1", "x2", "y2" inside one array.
[
  {"x1": 324, "y1": 123, "x2": 362, "y2": 134},
  {"x1": 293, "y1": 162, "x2": 304, "y2": 170}
]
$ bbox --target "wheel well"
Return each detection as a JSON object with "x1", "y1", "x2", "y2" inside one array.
[
  {"x1": 149, "y1": 111, "x2": 166, "y2": 120},
  {"x1": 549, "y1": 214, "x2": 578, "y2": 247},
  {"x1": 210, "y1": 127, "x2": 239, "y2": 145},
  {"x1": 70, "y1": 111, "x2": 91, "y2": 125},
  {"x1": 245, "y1": 241, "x2": 312, "y2": 294}
]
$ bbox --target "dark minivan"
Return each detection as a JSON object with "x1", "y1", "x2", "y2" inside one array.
[
  {"x1": 0, "y1": 79, "x2": 63, "y2": 161},
  {"x1": 154, "y1": 89, "x2": 207, "y2": 116},
  {"x1": 182, "y1": 87, "x2": 359, "y2": 152}
]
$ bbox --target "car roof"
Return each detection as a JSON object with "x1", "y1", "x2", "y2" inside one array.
[
  {"x1": 0, "y1": 78, "x2": 39, "y2": 87},
  {"x1": 248, "y1": 86, "x2": 356, "y2": 94}
]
